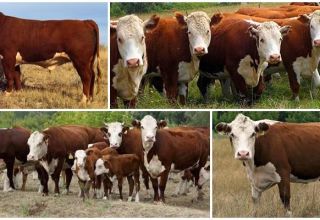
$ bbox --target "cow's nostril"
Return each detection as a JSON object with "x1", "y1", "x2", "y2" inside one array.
[{"x1": 245, "y1": 152, "x2": 249, "y2": 156}]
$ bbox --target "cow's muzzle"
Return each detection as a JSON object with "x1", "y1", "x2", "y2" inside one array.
[
  {"x1": 268, "y1": 54, "x2": 281, "y2": 64},
  {"x1": 236, "y1": 151, "x2": 251, "y2": 160},
  {"x1": 27, "y1": 154, "x2": 36, "y2": 161},
  {"x1": 314, "y1": 39, "x2": 320, "y2": 47},
  {"x1": 194, "y1": 47, "x2": 207, "y2": 57},
  {"x1": 126, "y1": 58, "x2": 140, "y2": 68}
]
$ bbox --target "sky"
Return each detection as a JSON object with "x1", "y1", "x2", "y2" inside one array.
[{"x1": 0, "y1": 3, "x2": 108, "y2": 44}]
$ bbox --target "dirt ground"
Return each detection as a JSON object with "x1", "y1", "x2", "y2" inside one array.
[
  {"x1": 213, "y1": 137, "x2": 320, "y2": 217},
  {"x1": 0, "y1": 171, "x2": 209, "y2": 217}
]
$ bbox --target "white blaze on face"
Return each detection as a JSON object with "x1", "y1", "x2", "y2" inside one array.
[
  {"x1": 27, "y1": 131, "x2": 48, "y2": 161},
  {"x1": 247, "y1": 20, "x2": 290, "y2": 64},
  {"x1": 104, "y1": 122, "x2": 124, "y2": 149},
  {"x1": 140, "y1": 115, "x2": 158, "y2": 149},
  {"x1": 94, "y1": 159, "x2": 109, "y2": 176},
  {"x1": 74, "y1": 150, "x2": 87, "y2": 169},
  {"x1": 116, "y1": 15, "x2": 146, "y2": 69},
  {"x1": 185, "y1": 11, "x2": 212, "y2": 56},
  {"x1": 309, "y1": 11, "x2": 320, "y2": 47}
]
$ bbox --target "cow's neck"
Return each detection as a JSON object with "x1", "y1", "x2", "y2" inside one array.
[
  {"x1": 142, "y1": 141, "x2": 165, "y2": 178},
  {"x1": 112, "y1": 57, "x2": 148, "y2": 100}
]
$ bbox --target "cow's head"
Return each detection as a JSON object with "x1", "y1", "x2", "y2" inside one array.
[
  {"x1": 215, "y1": 114, "x2": 270, "y2": 161},
  {"x1": 94, "y1": 157, "x2": 110, "y2": 176},
  {"x1": 73, "y1": 150, "x2": 87, "y2": 170},
  {"x1": 112, "y1": 14, "x2": 159, "y2": 70},
  {"x1": 27, "y1": 131, "x2": 49, "y2": 161},
  {"x1": 299, "y1": 10, "x2": 320, "y2": 47},
  {"x1": 176, "y1": 11, "x2": 215, "y2": 57},
  {"x1": 132, "y1": 115, "x2": 167, "y2": 149},
  {"x1": 248, "y1": 21, "x2": 290, "y2": 64},
  {"x1": 100, "y1": 122, "x2": 129, "y2": 149}
]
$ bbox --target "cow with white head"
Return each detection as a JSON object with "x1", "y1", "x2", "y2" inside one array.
[
  {"x1": 72, "y1": 150, "x2": 91, "y2": 199},
  {"x1": 27, "y1": 131, "x2": 49, "y2": 161},
  {"x1": 110, "y1": 14, "x2": 160, "y2": 107},
  {"x1": 100, "y1": 122, "x2": 129, "y2": 149}
]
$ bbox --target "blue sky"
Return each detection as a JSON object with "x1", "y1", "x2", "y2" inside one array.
[{"x1": 0, "y1": 3, "x2": 108, "y2": 44}]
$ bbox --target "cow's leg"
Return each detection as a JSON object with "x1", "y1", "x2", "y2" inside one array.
[
  {"x1": 134, "y1": 170, "x2": 140, "y2": 202},
  {"x1": 51, "y1": 158, "x2": 64, "y2": 195},
  {"x1": 159, "y1": 169, "x2": 170, "y2": 203},
  {"x1": 251, "y1": 185, "x2": 262, "y2": 217},
  {"x1": 286, "y1": 67, "x2": 300, "y2": 101},
  {"x1": 253, "y1": 76, "x2": 265, "y2": 101},
  {"x1": 191, "y1": 168, "x2": 204, "y2": 201},
  {"x1": 141, "y1": 165, "x2": 151, "y2": 199},
  {"x1": 65, "y1": 168, "x2": 73, "y2": 194},
  {"x1": 72, "y1": 59, "x2": 91, "y2": 103},
  {"x1": 277, "y1": 170, "x2": 292, "y2": 217},
  {"x1": 2, "y1": 54, "x2": 16, "y2": 93},
  {"x1": 178, "y1": 82, "x2": 188, "y2": 105},
  {"x1": 110, "y1": 82, "x2": 118, "y2": 108},
  {"x1": 162, "y1": 71, "x2": 178, "y2": 103},
  {"x1": 117, "y1": 176, "x2": 124, "y2": 201},
  {"x1": 197, "y1": 73, "x2": 213, "y2": 102},
  {"x1": 311, "y1": 69, "x2": 320, "y2": 97},
  {"x1": 13, "y1": 65, "x2": 22, "y2": 90},
  {"x1": 4, "y1": 157, "x2": 15, "y2": 190},
  {"x1": 89, "y1": 65, "x2": 95, "y2": 101},
  {"x1": 150, "y1": 177, "x2": 160, "y2": 202},
  {"x1": 228, "y1": 66, "x2": 251, "y2": 105},
  {"x1": 36, "y1": 164, "x2": 49, "y2": 196},
  {"x1": 21, "y1": 172, "x2": 28, "y2": 191},
  {"x1": 127, "y1": 175, "x2": 134, "y2": 202}
]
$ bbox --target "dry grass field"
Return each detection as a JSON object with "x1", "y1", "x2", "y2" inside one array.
[
  {"x1": 0, "y1": 171, "x2": 209, "y2": 217},
  {"x1": 213, "y1": 137, "x2": 320, "y2": 217},
  {"x1": 0, "y1": 46, "x2": 108, "y2": 109}
]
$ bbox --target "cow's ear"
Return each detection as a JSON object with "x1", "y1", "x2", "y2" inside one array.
[
  {"x1": 132, "y1": 119, "x2": 141, "y2": 128},
  {"x1": 100, "y1": 126, "x2": 108, "y2": 135},
  {"x1": 43, "y1": 134, "x2": 50, "y2": 145},
  {"x1": 175, "y1": 12, "x2": 187, "y2": 28},
  {"x1": 298, "y1": 14, "x2": 311, "y2": 24},
  {"x1": 255, "y1": 122, "x2": 269, "y2": 135},
  {"x1": 110, "y1": 20, "x2": 117, "y2": 37},
  {"x1": 215, "y1": 122, "x2": 231, "y2": 135},
  {"x1": 210, "y1": 13, "x2": 223, "y2": 26},
  {"x1": 157, "y1": 120, "x2": 167, "y2": 129},
  {"x1": 205, "y1": 165, "x2": 210, "y2": 171},
  {"x1": 122, "y1": 125, "x2": 129, "y2": 134},
  {"x1": 248, "y1": 26, "x2": 259, "y2": 39},
  {"x1": 280, "y1": 25, "x2": 291, "y2": 36},
  {"x1": 143, "y1": 15, "x2": 160, "y2": 33}
]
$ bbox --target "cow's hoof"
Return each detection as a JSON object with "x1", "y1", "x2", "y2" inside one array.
[
  {"x1": 103, "y1": 196, "x2": 108, "y2": 200},
  {"x1": 294, "y1": 96, "x2": 300, "y2": 102},
  {"x1": 3, "y1": 187, "x2": 14, "y2": 192},
  {"x1": 4, "y1": 91, "x2": 12, "y2": 96},
  {"x1": 54, "y1": 193, "x2": 60, "y2": 197},
  {"x1": 127, "y1": 196, "x2": 133, "y2": 202}
]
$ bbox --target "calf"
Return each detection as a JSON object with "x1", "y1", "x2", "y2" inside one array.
[
  {"x1": 132, "y1": 115, "x2": 209, "y2": 203},
  {"x1": 216, "y1": 113, "x2": 320, "y2": 216},
  {"x1": 95, "y1": 153, "x2": 140, "y2": 202},
  {"x1": 110, "y1": 14, "x2": 160, "y2": 108},
  {"x1": 197, "y1": 14, "x2": 290, "y2": 104},
  {"x1": 27, "y1": 125, "x2": 105, "y2": 196}
]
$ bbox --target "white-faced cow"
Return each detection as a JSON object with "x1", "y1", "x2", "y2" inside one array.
[
  {"x1": 132, "y1": 115, "x2": 209, "y2": 203},
  {"x1": 110, "y1": 14, "x2": 160, "y2": 108},
  {"x1": 197, "y1": 14, "x2": 290, "y2": 104},
  {"x1": 216, "y1": 113, "x2": 320, "y2": 216}
]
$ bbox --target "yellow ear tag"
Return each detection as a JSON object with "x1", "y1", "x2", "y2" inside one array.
[{"x1": 68, "y1": 153, "x2": 74, "y2": 159}]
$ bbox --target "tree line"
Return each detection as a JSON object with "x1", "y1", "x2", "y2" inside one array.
[
  {"x1": 110, "y1": 2, "x2": 240, "y2": 17},
  {"x1": 0, "y1": 111, "x2": 210, "y2": 131},
  {"x1": 212, "y1": 111, "x2": 320, "y2": 127}
]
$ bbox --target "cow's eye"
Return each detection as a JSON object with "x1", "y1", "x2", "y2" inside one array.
[
  {"x1": 118, "y1": 38, "x2": 122, "y2": 43},
  {"x1": 107, "y1": 132, "x2": 111, "y2": 137},
  {"x1": 118, "y1": 133, "x2": 122, "y2": 137},
  {"x1": 141, "y1": 126, "x2": 144, "y2": 129},
  {"x1": 141, "y1": 36, "x2": 145, "y2": 42},
  {"x1": 187, "y1": 31, "x2": 191, "y2": 35},
  {"x1": 155, "y1": 126, "x2": 158, "y2": 129},
  {"x1": 311, "y1": 25, "x2": 314, "y2": 29},
  {"x1": 75, "y1": 157, "x2": 77, "y2": 160},
  {"x1": 207, "y1": 30, "x2": 210, "y2": 35},
  {"x1": 230, "y1": 133, "x2": 235, "y2": 138},
  {"x1": 251, "y1": 132, "x2": 256, "y2": 138},
  {"x1": 260, "y1": 38, "x2": 264, "y2": 43}
]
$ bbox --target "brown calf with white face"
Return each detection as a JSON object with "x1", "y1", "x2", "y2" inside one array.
[{"x1": 216, "y1": 113, "x2": 320, "y2": 216}]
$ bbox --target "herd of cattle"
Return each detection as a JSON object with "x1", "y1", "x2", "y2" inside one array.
[
  {"x1": 111, "y1": 3, "x2": 320, "y2": 107},
  {"x1": 0, "y1": 12, "x2": 101, "y2": 103},
  {"x1": 0, "y1": 115, "x2": 210, "y2": 205},
  {"x1": 216, "y1": 113, "x2": 320, "y2": 216}
]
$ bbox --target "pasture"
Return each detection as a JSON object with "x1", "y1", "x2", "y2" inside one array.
[
  {"x1": 0, "y1": 46, "x2": 108, "y2": 109},
  {"x1": 111, "y1": 3, "x2": 320, "y2": 109},
  {"x1": 0, "y1": 171, "x2": 209, "y2": 217},
  {"x1": 213, "y1": 137, "x2": 320, "y2": 217}
]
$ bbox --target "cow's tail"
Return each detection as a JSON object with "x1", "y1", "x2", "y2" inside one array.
[{"x1": 87, "y1": 20, "x2": 102, "y2": 95}]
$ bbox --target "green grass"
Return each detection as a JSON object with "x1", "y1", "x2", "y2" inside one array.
[{"x1": 116, "y1": 73, "x2": 320, "y2": 109}]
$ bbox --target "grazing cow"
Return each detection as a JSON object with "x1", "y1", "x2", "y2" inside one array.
[
  {"x1": 215, "y1": 113, "x2": 320, "y2": 216},
  {"x1": 132, "y1": 115, "x2": 209, "y2": 203},
  {"x1": 26, "y1": 125, "x2": 105, "y2": 196},
  {"x1": 0, "y1": 127, "x2": 31, "y2": 191},
  {"x1": 0, "y1": 13, "x2": 101, "y2": 103},
  {"x1": 100, "y1": 122, "x2": 152, "y2": 198},
  {"x1": 110, "y1": 15, "x2": 160, "y2": 108},
  {"x1": 197, "y1": 14, "x2": 290, "y2": 104},
  {"x1": 95, "y1": 153, "x2": 140, "y2": 202},
  {"x1": 146, "y1": 12, "x2": 217, "y2": 104}
]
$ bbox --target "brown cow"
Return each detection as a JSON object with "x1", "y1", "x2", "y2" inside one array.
[
  {"x1": 132, "y1": 115, "x2": 209, "y2": 203},
  {"x1": 95, "y1": 153, "x2": 140, "y2": 202},
  {"x1": 0, "y1": 13, "x2": 101, "y2": 103},
  {"x1": 26, "y1": 125, "x2": 105, "y2": 195},
  {"x1": 216, "y1": 113, "x2": 320, "y2": 216},
  {"x1": 197, "y1": 14, "x2": 290, "y2": 104},
  {"x1": 0, "y1": 127, "x2": 31, "y2": 191}
]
